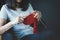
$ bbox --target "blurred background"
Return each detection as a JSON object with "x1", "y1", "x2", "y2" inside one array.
[
  {"x1": 0, "y1": 0, "x2": 59, "y2": 29},
  {"x1": 28, "y1": 0, "x2": 59, "y2": 30},
  {"x1": 0, "y1": 0, "x2": 60, "y2": 40}
]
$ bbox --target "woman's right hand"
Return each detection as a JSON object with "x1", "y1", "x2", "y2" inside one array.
[{"x1": 11, "y1": 16, "x2": 24, "y2": 25}]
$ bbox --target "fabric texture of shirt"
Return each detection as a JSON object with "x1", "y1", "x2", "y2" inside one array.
[{"x1": 0, "y1": 3, "x2": 34, "y2": 39}]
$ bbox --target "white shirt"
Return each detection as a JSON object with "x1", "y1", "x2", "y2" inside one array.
[{"x1": 0, "y1": 3, "x2": 34, "y2": 38}]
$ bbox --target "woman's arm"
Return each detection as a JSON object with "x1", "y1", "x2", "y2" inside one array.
[
  {"x1": 0, "y1": 16, "x2": 24, "y2": 35},
  {"x1": 0, "y1": 18, "x2": 14, "y2": 34}
]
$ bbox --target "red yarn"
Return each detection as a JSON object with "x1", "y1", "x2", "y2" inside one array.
[{"x1": 23, "y1": 13, "x2": 37, "y2": 33}]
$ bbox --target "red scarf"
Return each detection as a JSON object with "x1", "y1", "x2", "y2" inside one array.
[{"x1": 23, "y1": 13, "x2": 38, "y2": 33}]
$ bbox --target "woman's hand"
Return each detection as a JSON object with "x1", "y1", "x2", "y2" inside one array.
[
  {"x1": 34, "y1": 10, "x2": 42, "y2": 21},
  {"x1": 11, "y1": 16, "x2": 24, "y2": 25}
]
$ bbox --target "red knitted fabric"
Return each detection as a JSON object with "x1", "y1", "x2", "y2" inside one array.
[{"x1": 23, "y1": 13, "x2": 37, "y2": 33}]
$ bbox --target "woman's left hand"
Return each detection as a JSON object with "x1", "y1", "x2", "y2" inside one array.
[{"x1": 34, "y1": 10, "x2": 42, "y2": 21}]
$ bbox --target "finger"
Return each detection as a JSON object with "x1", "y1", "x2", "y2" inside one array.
[
  {"x1": 19, "y1": 18, "x2": 24, "y2": 23},
  {"x1": 37, "y1": 11, "x2": 42, "y2": 17},
  {"x1": 19, "y1": 16, "x2": 24, "y2": 20},
  {"x1": 36, "y1": 15, "x2": 41, "y2": 21},
  {"x1": 20, "y1": 17, "x2": 24, "y2": 21},
  {"x1": 34, "y1": 13, "x2": 39, "y2": 18},
  {"x1": 37, "y1": 11, "x2": 42, "y2": 15}
]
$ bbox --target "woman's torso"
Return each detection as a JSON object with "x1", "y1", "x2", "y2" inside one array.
[{"x1": 2, "y1": 4, "x2": 34, "y2": 38}]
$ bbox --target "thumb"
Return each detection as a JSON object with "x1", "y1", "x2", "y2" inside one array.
[{"x1": 34, "y1": 13, "x2": 38, "y2": 18}]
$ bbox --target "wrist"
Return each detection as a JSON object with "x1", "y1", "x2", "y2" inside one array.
[{"x1": 9, "y1": 21, "x2": 15, "y2": 25}]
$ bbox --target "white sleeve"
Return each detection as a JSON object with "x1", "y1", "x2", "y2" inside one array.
[{"x1": 0, "y1": 5, "x2": 8, "y2": 20}]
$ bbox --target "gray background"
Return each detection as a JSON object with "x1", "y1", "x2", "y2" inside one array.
[{"x1": 0, "y1": 0, "x2": 59, "y2": 30}]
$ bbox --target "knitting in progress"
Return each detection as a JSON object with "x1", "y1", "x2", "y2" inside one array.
[{"x1": 23, "y1": 12, "x2": 38, "y2": 33}]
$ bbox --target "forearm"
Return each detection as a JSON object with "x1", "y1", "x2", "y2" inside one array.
[{"x1": 0, "y1": 21, "x2": 14, "y2": 35}]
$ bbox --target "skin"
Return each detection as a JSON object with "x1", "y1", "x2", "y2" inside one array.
[
  {"x1": 0, "y1": 0, "x2": 41, "y2": 34},
  {"x1": 16, "y1": 0, "x2": 22, "y2": 3},
  {"x1": 0, "y1": 16, "x2": 24, "y2": 34},
  {"x1": 16, "y1": 0, "x2": 42, "y2": 20},
  {"x1": 16, "y1": 0, "x2": 22, "y2": 8},
  {"x1": 36, "y1": 11, "x2": 42, "y2": 21},
  {"x1": 34, "y1": 10, "x2": 42, "y2": 21}
]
